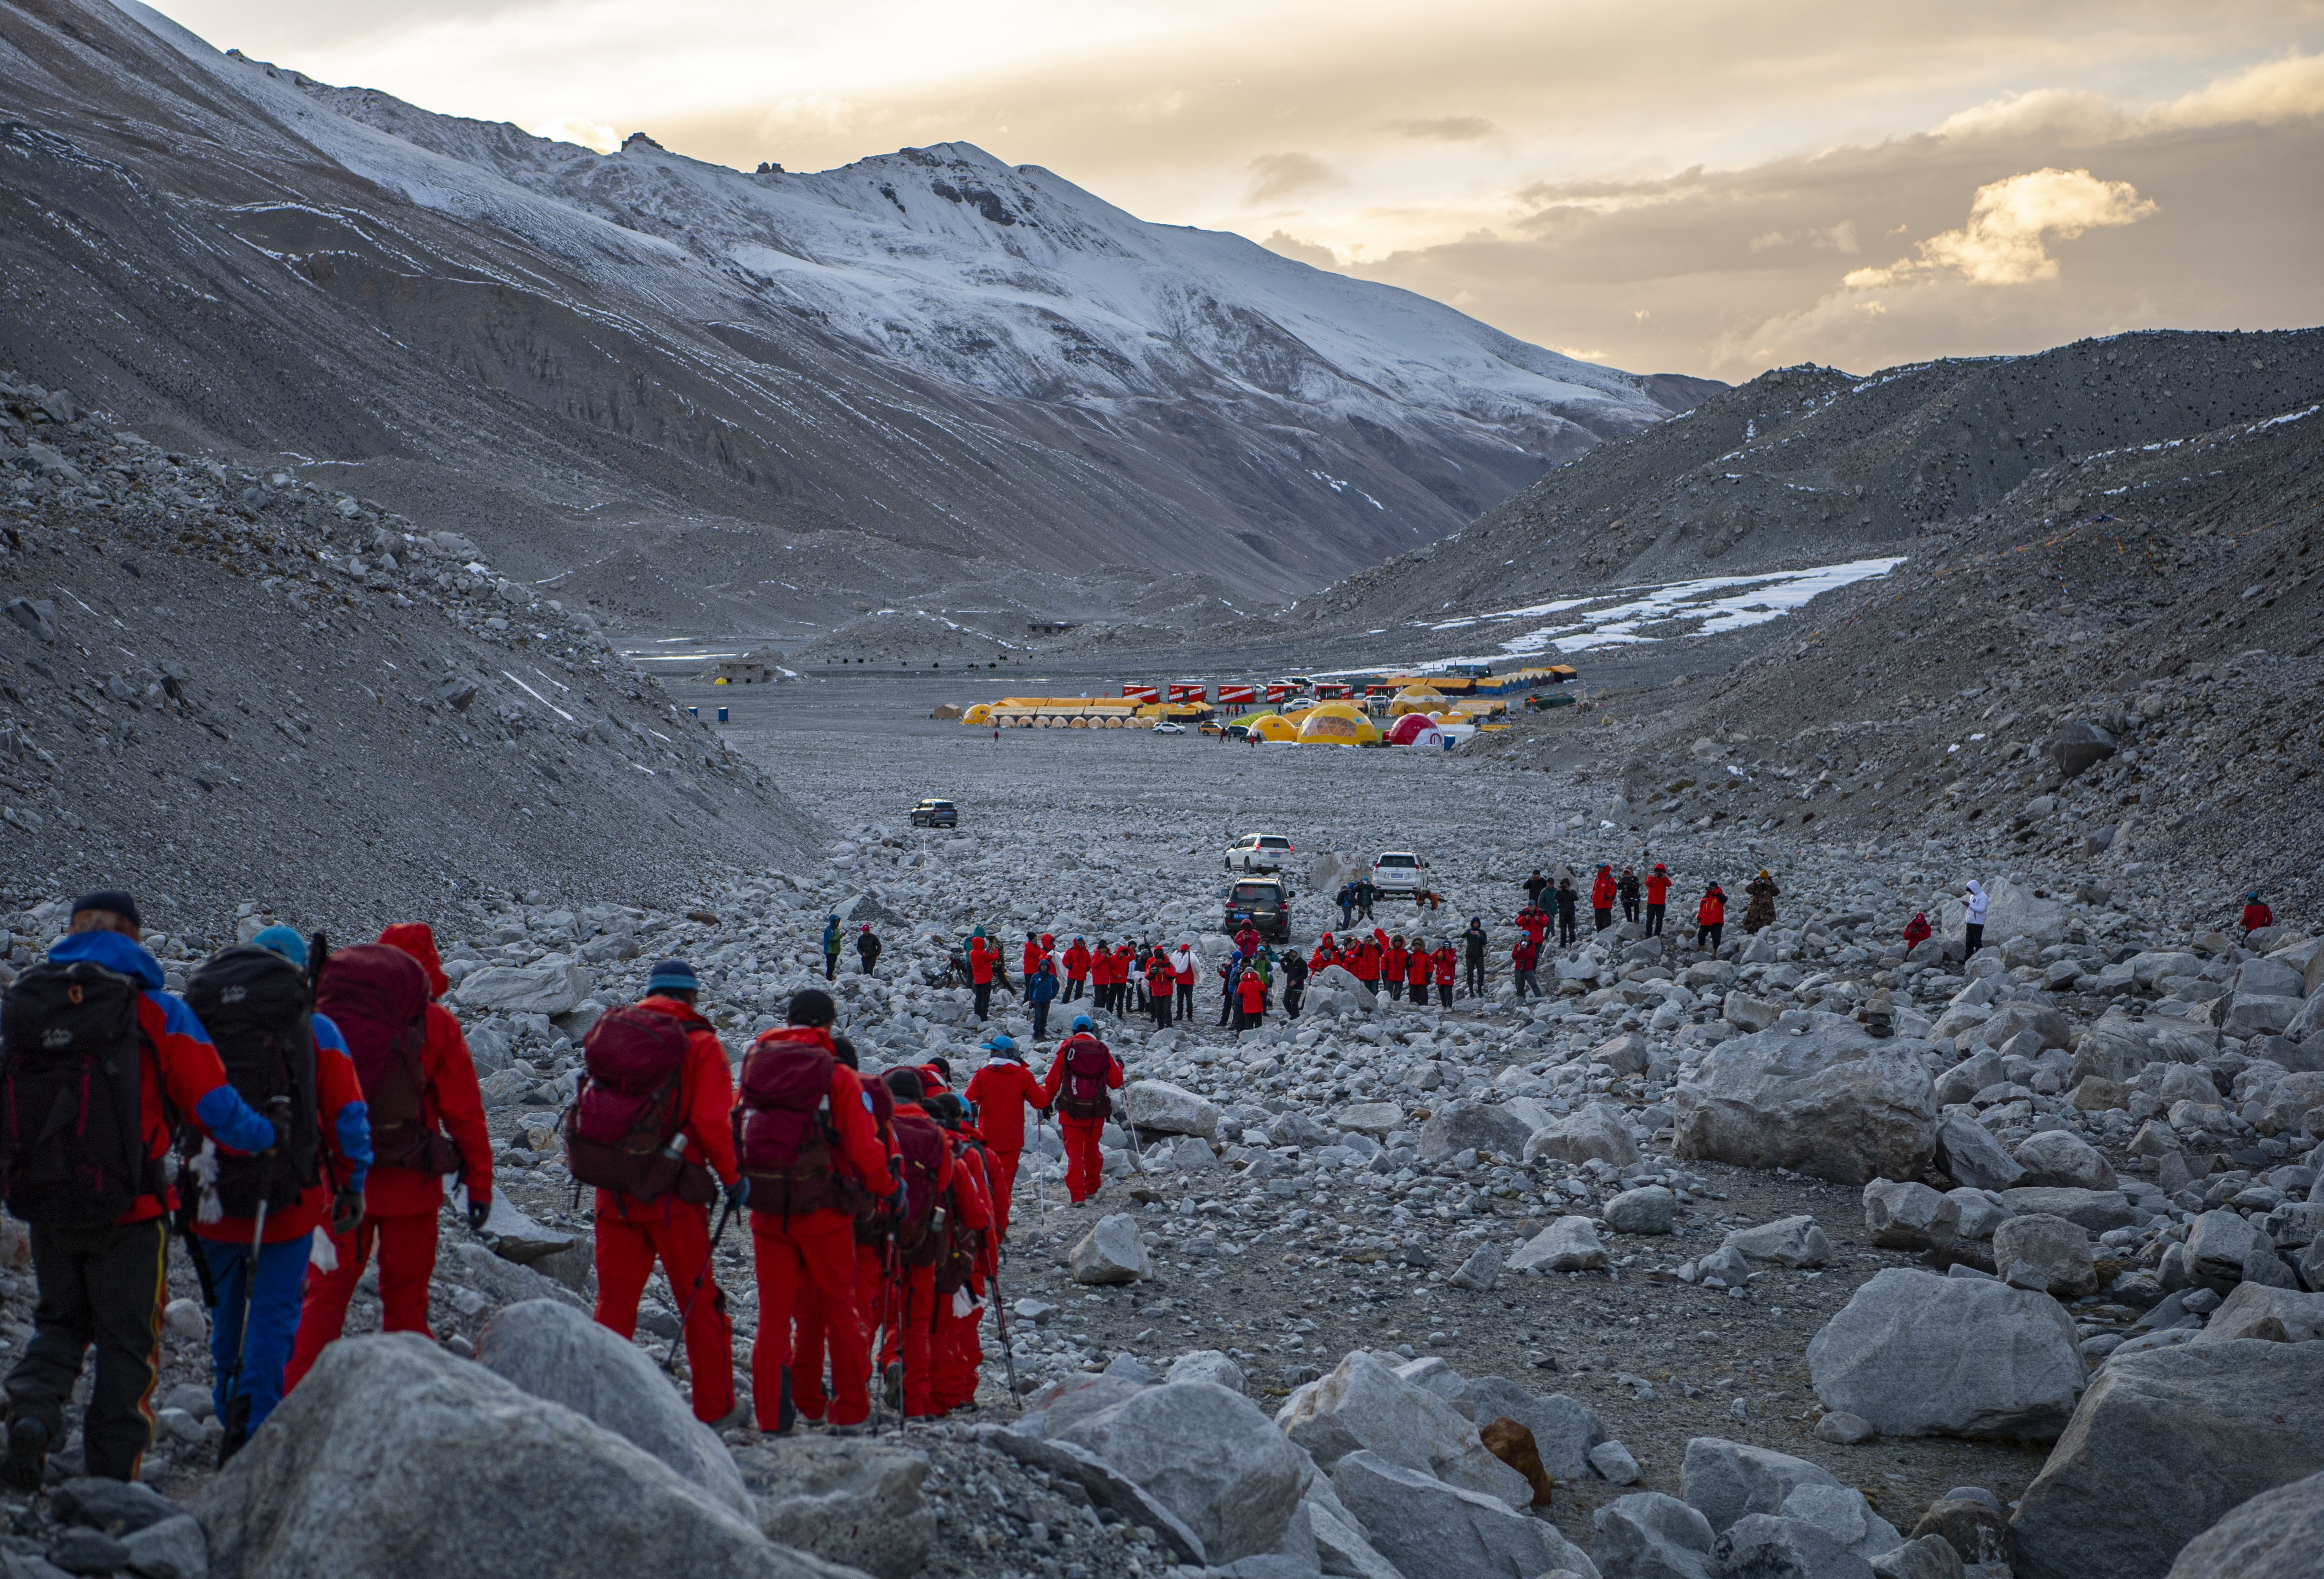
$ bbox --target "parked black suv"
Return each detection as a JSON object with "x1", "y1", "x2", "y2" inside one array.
[
  {"x1": 910, "y1": 798, "x2": 958, "y2": 828},
  {"x1": 1224, "y1": 878, "x2": 1292, "y2": 942}
]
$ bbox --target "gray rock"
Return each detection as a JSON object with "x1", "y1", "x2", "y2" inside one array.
[
  {"x1": 1336, "y1": 1102, "x2": 1405, "y2": 1138},
  {"x1": 2187, "y1": 1282, "x2": 2324, "y2": 1344},
  {"x1": 1120, "y1": 1080, "x2": 1222, "y2": 1139},
  {"x1": 1724, "y1": 992, "x2": 1786, "y2": 1033},
  {"x1": 1419, "y1": 1101, "x2": 1537, "y2": 1163},
  {"x1": 1593, "y1": 1491, "x2": 1715, "y2": 1579},
  {"x1": 1674, "y1": 1024, "x2": 1936, "y2": 1185},
  {"x1": 1680, "y1": 1438, "x2": 1842, "y2": 1535},
  {"x1": 2009, "y1": 1339, "x2": 2324, "y2": 1579},
  {"x1": 1906, "y1": 1498, "x2": 2007, "y2": 1568},
  {"x1": 1462, "y1": 1377, "x2": 1607, "y2": 1482},
  {"x1": 2163, "y1": 1468, "x2": 2324, "y2": 1579},
  {"x1": 1590, "y1": 1439, "x2": 1641, "y2": 1484},
  {"x1": 472, "y1": 1300, "x2": 749, "y2": 1517},
  {"x1": 1306, "y1": 1489, "x2": 1404, "y2": 1579},
  {"x1": 1606, "y1": 1186, "x2": 1680, "y2": 1235},
  {"x1": 1167, "y1": 1349, "x2": 1248, "y2": 1393},
  {"x1": 2222, "y1": 994, "x2": 2305, "y2": 1039},
  {"x1": 1992, "y1": 1213, "x2": 2098, "y2": 1299},
  {"x1": 1054, "y1": 1381, "x2": 1308, "y2": 1565},
  {"x1": 1714, "y1": 1512, "x2": 1875, "y2": 1579},
  {"x1": 745, "y1": 1437, "x2": 933, "y2": 1579},
  {"x1": 2237, "y1": 959, "x2": 2308, "y2": 1000},
  {"x1": 454, "y1": 955, "x2": 593, "y2": 1016},
  {"x1": 1449, "y1": 1241, "x2": 1505, "y2": 1290},
  {"x1": 195, "y1": 1335, "x2": 829, "y2": 1579},
  {"x1": 1935, "y1": 1116, "x2": 2026, "y2": 1192},
  {"x1": 1812, "y1": 1412, "x2": 1873, "y2": 1446},
  {"x1": 1510, "y1": 1215, "x2": 1611, "y2": 1273},
  {"x1": 1997, "y1": 1187, "x2": 2136, "y2": 1234},
  {"x1": 51, "y1": 1477, "x2": 184, "y2": 1534},
  {"x1": 2051, "y1": 721, "x2": 2117, "y2": 779},
  {"x1": 1330, "y1": 1450, "x2": 1603, "y2": 1579},
  {"x1": 2012, "y1": 1131, "x2": 2117, "y2": 1192},
  {"x1": 1593, "y1": 1033, "x2": 1653, "y2": 1075},
  {"x1": 2186, "y1": 1210, "x2": 2297, "y2": 1293},
  {"x1": 1863, "y1": 1180, "x2": 1960, "y2": 1250},
  {"x1": 119, "y1": 1513, "x2": 208, "y2": 1579},
  {"x1": 978, "y1": 1425, "x2": 1206, "y2": 1563},
  {"x1": 1780, "y1": 1483, "x2": 1901, "y2": 1562},
  {"x1": 1806, "y1": 1268, "x2": 2085, "y2": 1441},
  {"x1": 1722, "y1": 1215, "x2": 1833, "y2": 1268},
  {"x1": 1278, "y1": 1351, "x2": 1531, "y2": 1506},
  {"x1": 1946, "y1": 1188, "x2": 2013, "y2": 1242},
  {"x1": 1070, "y1": 1213, "x2": 1152, "y2": 1284},
  {"x1": 1522, "y1": 1102, "x2": 1641, "y2": 1168},
  {"x1": 1869, "y1": 1536, "x2": 1963, "y2": 1579}
]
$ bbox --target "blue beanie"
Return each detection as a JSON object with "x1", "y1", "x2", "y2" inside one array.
[
  {"x1": 983, "y1": 1034, "x2": 1016, "y2": 1054},
  {"x1": 251, "y1": 925, "x2": 307, "y2": 969},
  {"x1": 646, "y1": 958, "x2": 699, "y2": 993},
  {"x1": 1072, "y1": 1014, "x2": 1093, "y2": 1032}
]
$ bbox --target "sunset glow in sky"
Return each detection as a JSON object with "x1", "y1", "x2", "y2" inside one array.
[{"x1": 160, "y1": 0, "x2": 2324, "y2": 377}]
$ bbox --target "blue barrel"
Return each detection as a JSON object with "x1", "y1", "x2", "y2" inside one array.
[{"x1": 717, "y1": 706, "x2": 730, "y2": 723}]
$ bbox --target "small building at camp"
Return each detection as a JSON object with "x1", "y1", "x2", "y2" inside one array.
[{"x1": 716, "y1": 647, "x2": 786, "y2": 685}]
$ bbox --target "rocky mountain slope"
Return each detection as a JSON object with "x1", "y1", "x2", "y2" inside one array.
[
  {"x1": 0, "y1": 0, "x2": 1712, "y2": 632},
  {"x1": 1300, "y1": 329, "x2": 2322, "y2": 635},
  {"x1": 0, "y1": 372, "x2": 815, "y2": 931}
]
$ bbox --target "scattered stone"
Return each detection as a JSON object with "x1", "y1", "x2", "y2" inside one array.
[
  {"x1": 1935, "y1": 1115, "x2": 2026, "y2": 1192},
  {"x1": 2012, "y1": 1131, "x2": 2118, "y2": 1192},
  {"x1": 1449, "y1": 1241, "x2": 1505, "y2": 1291},
  {"x1": 1605, "y1": 1185, "x2": 1680, "y2": 1235},
  {"x1": 1510, "y1": 1215, "x2": 1611, "y2": 1273},
  {"x1": 2188, "y1": 1283, "x2": 2324, "y2": 1345},
  {"x1": 1680, "y1": 1437, "x2": 1842, "y2": 1535},
  {"x1": 1589, "y1": 1439, "x2": 1641, "y2": 1485},
  {"x1": 1992, "y1": 1213, "x2": 2098, "y2": 1300},
  {"x1": 1721, "y1": 1214, "x2": 1832, "y2": 1267},
  {"x1": 1522, "y1": 1102, "x2": 1640, "y2": 1168},
  {"x1": 1806, "y1": 1268, "x2": 2085, "y2": 1441},
  {"x1": 744, "y1": 1436, "x2": 933, "y2": 1579},
  {"x1": 1909, "y1": 1499, "x2": 2010, "y2": 1571},
  {"x1": 1167, "y1": 1350, "x2": 1247, "y2": 1393},
  {"x1": 1812, "y1": 1411, "x2": 1874, "y2": 1446},
  {"x1": 1119, "y1": 1080, "x2": 1221, "y2": 1139},
  {"x1": 1070, "y1": 1213, "x2": 1152, "y2": 1284},
  {"x1": 1870, "y1": 1535, "x2": 1965, "y2": 1579},
  {"x1": 1863, "y1": 1179, "x2": 1961, "y2": 1250},
  {"x1": 1278, "y1": 1351, "x2": 1532, "y2": 1507},
  {"x1": 1593, "y1": 1491, "x2": 1716, "y2": 1579}
]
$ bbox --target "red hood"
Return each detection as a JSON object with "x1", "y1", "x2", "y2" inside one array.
[{"x1": 378, "y1": 922, "x2": 449, "y2": 1000}]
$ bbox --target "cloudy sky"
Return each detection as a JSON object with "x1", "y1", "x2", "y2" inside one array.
[{"x1": 163, "y1": 0, "x2": 2324, "y2": 379}]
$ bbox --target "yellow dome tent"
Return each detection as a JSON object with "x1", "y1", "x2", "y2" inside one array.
[
  {"x1": 1388, "y1": 684, "x2": 1445, "y2": 717},
  {"x1": 1247, "y1": 713, "x2": 1299, "y2": 742},
  {"x1": 1296, "y1": 701, "x2": 1379, "y2": 746},
  {"x1": 962, "y1": 704, "x2": 994, "y2": 726}
]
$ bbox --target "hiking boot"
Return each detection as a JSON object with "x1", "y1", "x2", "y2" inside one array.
[
  {"x1": 882, "y1": 1362, "x2": 904, "y2": 1410},
  {"x1": 706, "y1": 1403, "x2": 752, "y2": 1433},
  {"x1": 2, "y1": 1415, "x2": 48, "y2": 1494}
]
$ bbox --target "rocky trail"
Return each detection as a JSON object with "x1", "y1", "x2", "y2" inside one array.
[{"x1": 0, "y1": 705, "x2": 2314, "y2": 1577}]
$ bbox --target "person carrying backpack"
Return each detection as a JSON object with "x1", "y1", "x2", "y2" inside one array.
[
  {"x1": 1025, "y1": 959, "x2": 1060, "y2": 1040},
  {"x1": 286, "y1": 923, "x2": 491, "y2": 1391},
  {"x1": 921, "y1": 1097, "x2": 994, "y2": 1414},
  {"x1": 878, "y1": 1067, "x2": 951, "y2": 1418},
  {"x1": 1170, "y1": 941, "x2": 1199, "y2": 1021},
  {"x1": 1590, "y1": 865, "x2": 1617, "y2": 932},
  {"x1": 963, "y1": 1035, "x2": 1044, "y2": 1241},
  {"x1": 1695, "y1": 885, "x2": 1727, "y2": 951},
  {"x1": 185, "y1": 927, "x2": 372, "y2": 1458},
  {"x1": 821, "y1": 917, "x2": 843, "y2": 981},
  {"x1": 568, "y1": 959, "x2": 745, "y2": 1426},
  {"x1": 1644, "y1": 864, "x2": 1671, "y2": 937},
  {"x1": 0, "y1": 890, "x2": 277, "y2": 1489},
  {"x1": 792, "y1": 1035, "x2": 890, "y2": 1428},
  {"x1": 735, "y1": 990, "x2": 897, "y2": 1433},
  {"x1": 1041, "y1": 1026, "x2": 1122, "y2": 1204},
  {"x1": 1336, "y1": 883, "x2": 1355, "y2": 930}
]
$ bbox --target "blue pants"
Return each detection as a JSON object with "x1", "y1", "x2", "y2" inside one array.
[{"x1": 197, "y1": 1236, "x2": 311, "y2": 1433}]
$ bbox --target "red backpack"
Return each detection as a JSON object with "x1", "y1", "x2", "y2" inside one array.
[
  {"x1": 853, "y1": 1077, "x2": 898, "y2": 1247},
  {"x1": 316, "y1": 944, "x2": 456, "y2": 1174},
  {"x1": 562, "y1": 1005, "x2": 712, "y2": 1204},
  {"x1": 1054, "y1": 1034, "x2": 1114, "y2": 1122},
  {"x1": 889, "y1": 1105, "x2": 949, "y2": 1265},
  {"x1": 734, "y1": 1029, "x2": 854, "y2": 1219}
]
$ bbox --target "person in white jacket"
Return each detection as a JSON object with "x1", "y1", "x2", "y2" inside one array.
[{"x1": 1963, "y1": 880, "x2": 1989, "y2": 956}]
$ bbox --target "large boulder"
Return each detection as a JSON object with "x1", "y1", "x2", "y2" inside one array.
[
  {"x1": 1278, "y1": 1351, "x2": 1531, "y2": 1506},
  {"x1": 1863, "y1": 1180, "x2": 1961, "y2": 1250},
  {"x1": 2187, "y1": 1282, "x2": 2324, "y2": 1345},
  {"x1": 1992, "y1": 1213, "x2": 2098, "y2": 1299},
  {"x1": 1052, "y1": 1380, "x2": 1308, "y2": 1565},
  {"x1": 1461, "y1": 1378, "x2": 1606, "y2": 1483},
  {"x1": 455, "y1": 955, "x2": 593, "y2": 1016},
  {"x1": 1523, "y1": 1102, "x2": 1641, "y2": 1167},
  {"x1": 1721, "y1": 1215, "x2": 1833, "y2": 1268},
  {"x1": 2050, "y1": 721, "x2": 2117, "y2": 780},
  {"x1": 1679, "y1": 1438, "x2": 1841, "y2": 1535},
  {"x1": 195, "y1": 1335, "x2": 843, "y2": 1579},
  {"x1": 1942, "y1": 878, "x2": 2069, "y2": 948},
  {"x1": 1508, "y1": 1216, "x2": 1611, "y2": 1273},
  {"x1": 2012, "y1": 1131, "x2": 2117, "y2": 1192},
  {"x1": 2185, "y1": 1210, "x2": 2299, "y2": 1293},
  {"x1": 1593, "y1": 1491, "x2": 1715, "y2": 1579},
  {"x1": 1805, "y1": 1268, "x2": 2085, "y2": 1441},
  {"x1": 475, "y1": 1300, "x2": 750, "y2": 1517},
  {"x1": 1673, "y1": 1023, "x2": 1936, "y2": 1184},
  {"x1": 1999, "y1": 1187, "x2": 2137, "y2": 1235},
  {"x1": 1070, "y1": 1213, "x2": 1151, "y2": 1284},
  {"x1": 1418, "y1": 1101, "x2": 1537, "y2": 1162},
  {"x1": 2009, "y1": 1340, "x2": 2324, "y2": 1579},
  {"x1": 2164, "y1": 1470, "x2": 2324, "y2": 1579},
  {"x1": 741, "y1": 1437, "x2": 934, "y2": 1579},
  {"x1": 1330, "y1": 1450, "x2": 1602, "y2": 1579},
  {"x1": 1119, "y1": 1080, "x2": 1221, "y2": 1139}
]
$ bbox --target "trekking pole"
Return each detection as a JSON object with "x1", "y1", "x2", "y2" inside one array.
[
  {"x1": 988, "y1": 1254, "x2": 1022, "y2": 1414},
  {"x1": 665, "y1": 1193, "x2": 739, "y2": 1375},
  {"x1": 1032, "y1": 1115, "x2": 1051, "y2": 1218},
  {"x1": 220, "y1": 1098, "x2": 289, "y2": 1463}
]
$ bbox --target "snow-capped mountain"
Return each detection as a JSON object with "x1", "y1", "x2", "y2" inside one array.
[{"x1": 0, "y1": 0, "x2": 1716, "y2": 609}]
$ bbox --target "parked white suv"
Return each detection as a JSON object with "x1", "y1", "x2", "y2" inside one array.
[
  {"x1": 1225, "y1": 832, "x2": 1295, "y2": 873},
  {"x1": 1370, "y1": 851, "x2": 1428, "y2": 895}
]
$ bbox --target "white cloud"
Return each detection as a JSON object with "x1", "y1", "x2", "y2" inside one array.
[
  {"x1": 1262, "y1": 229, "x2": 1340, "y2": 268},
  {"x1": 1843, "y1": 167, "x2": 2156, "y2": 287},
  {"x1": 527, "y1": 115, "x2": 619, "y2": 152}
]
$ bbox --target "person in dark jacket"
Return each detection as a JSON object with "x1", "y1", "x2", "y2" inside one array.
[
  {"x1": 1281, "y1": 948, "x2": 1309, "y2": 1018},
  {"x1": 1617, "y1": 867, "x2": 1641, "y2": 925},
  {"x1": 1026, "y1": 959, "x2": 1060, "y2": 1040},
  {"x1": 1461, "y1": 919, "x2": 1489, "y2": 998},
  {"x1": 2, "y1": 891, "x2": 276, "y2": 1489},
  {"x1": 855, "y1": 924, "x2": 882, "y2": 975},
  {"x1": 1553, "y1": 878, "x2": 1579, "y2": 947}
]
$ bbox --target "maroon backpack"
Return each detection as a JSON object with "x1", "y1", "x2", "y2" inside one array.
[
  {"x1": 853, "y1": 1077, "x2": 898, "y2": 1248},
  {"x1": 562, "y1": 1004, "x2": 713, "y2": 1204},
  {"x1": 889, "y1": 1106, "x2": 949, "y2": 1266},
  {"x1": 316, "y1": 944, "x2": 456, "y2": 1174},
  {"x1": 735, "y1": 1029, "x2": 852, "y2": 1219},
  {"x1": 1054, "y1": 1034, "x2": 1114, "y2": 1122}
]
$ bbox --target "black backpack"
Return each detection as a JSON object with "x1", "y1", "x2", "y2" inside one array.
[
  {"x1": 0, "y1": 960, "x2": 161, "y2": 1225},
  {"x1": 186, "y1": 947, "x2": 320, "y2": 1215}
]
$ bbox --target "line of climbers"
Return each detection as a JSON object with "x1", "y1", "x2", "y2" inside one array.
[{"x1": 0, "y1": 891, "x2": 1112, "y2": 1492}]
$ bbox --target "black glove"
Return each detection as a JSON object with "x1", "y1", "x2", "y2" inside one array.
[
  {"x1": 465, "y1": 1196, "x2": 491, "y2": 1233},
  {"x1": 266, "y1": 1097, "x2": 293, "y2": 1154},
  {"x1": 723, "y1": 1176, "x2": 750, "y2": 1211},
  {"x1": 331, "y1": 1190, "x2": 364, "y2": 1236}
]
